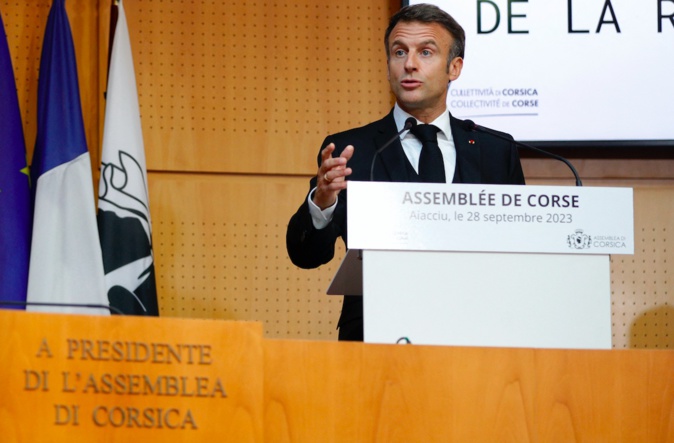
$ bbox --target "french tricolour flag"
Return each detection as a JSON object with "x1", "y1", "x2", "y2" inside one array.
[{"x1": 26, "y1": 0, "x2": 108, "y2": 314}]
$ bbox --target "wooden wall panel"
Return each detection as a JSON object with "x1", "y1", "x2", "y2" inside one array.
[
  {"x1": 115, "y1": 0, "x2": 396, "y2": 175},
  {"x1": 523, "y1": 158, "x2": 674, "y2": 186},
  {"x1": 150, "y1": 172, "x2": 345, "y2": 340},
  {"x1": 612, "y1": 187, "x2": 674, "y2": 349}
]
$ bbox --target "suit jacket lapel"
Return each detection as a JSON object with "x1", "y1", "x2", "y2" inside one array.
[
  {"x1": 450, "y1": 114, "x2": 481, "y2": 184},
  {"x1": 372, "y1": 111, "x2": 483, "y2": 183},
  {"x1": 376, "y1": 111, "x2": 409, "y2": 182}
]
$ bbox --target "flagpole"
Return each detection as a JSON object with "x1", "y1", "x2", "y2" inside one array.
[
  {"x1": 106, "y1": 0, "x2": 120, "y2": 93},
  {"x1": 0, "y1": 300, "x2": 124, "y2": 315}
]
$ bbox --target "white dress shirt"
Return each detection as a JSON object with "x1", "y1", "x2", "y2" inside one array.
[
  {"x1": 393, "y1": 103, "x2": 457, "y2": 180},
  {"x1": 308, "y1": 103, "x2": 457, "y2": 229}
]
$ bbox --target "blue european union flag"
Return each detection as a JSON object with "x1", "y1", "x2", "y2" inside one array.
[{"x1": 0, "y1": 8, "x2": 31, "y2": 308}]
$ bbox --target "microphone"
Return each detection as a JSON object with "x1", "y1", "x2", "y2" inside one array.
[
  {"x1": 370, "y1": 117, "x2": 417, "y2": 181},
  {"x1": 461, "y1": 119, "x2": 583, "y2": 187}
]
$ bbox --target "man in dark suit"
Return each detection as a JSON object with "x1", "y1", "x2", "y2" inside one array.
[{"x1": 286, "y1": 4, "x2": 525, "y2": 341}]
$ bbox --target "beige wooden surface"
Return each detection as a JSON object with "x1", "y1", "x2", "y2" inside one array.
[
  {"x1": 111, "y1": 0, "x2": 396, "y2": 175},
  {"x1": 149, "y1": 173, "x2": 345, "y2": 339},
  {"x1": 264, "y1": 338, "x2": 674, "y2": 442},
  {"x1": 3, "y1": 310, "x2": 673, "y2": 442},
  {"x1": 0, "y1": 310, "x2": 264, "y2": 442}
]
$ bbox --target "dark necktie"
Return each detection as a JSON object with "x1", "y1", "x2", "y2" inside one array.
[{"x1": 410, "y1": 124, "x2": 445, "y2": 183}]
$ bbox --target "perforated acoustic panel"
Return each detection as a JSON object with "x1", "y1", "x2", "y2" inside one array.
[
  {"x1": 121, "y1": 0, "x2": 395, "y2": 175},
  {"x1": 611, "y1": 187, "x2": 673, "y2": 349},
  {"x1": 151, "y1": 174, "x2": 345, "y2": 339}
]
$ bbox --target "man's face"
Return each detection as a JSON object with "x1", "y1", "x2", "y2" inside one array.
[{"x1": 387, "y1": 21, "x2": 463, "y2": 121}]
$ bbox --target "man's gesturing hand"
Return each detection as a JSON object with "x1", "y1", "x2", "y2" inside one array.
[{"x1": 313, "y1": 143, "x2": 354, "y2": 210}]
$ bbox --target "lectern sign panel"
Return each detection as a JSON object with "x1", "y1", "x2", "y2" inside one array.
[
  {"x1": 0, "y1": 311, "x2": 263, "y2": 442},
  {"x1": 347, "y1": 182, "x2": 633, "y2": 255}
]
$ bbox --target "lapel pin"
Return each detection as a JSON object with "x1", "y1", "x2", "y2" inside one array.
[{"x1": 468, "y1": 139, "x2": 476, "y2": 145}]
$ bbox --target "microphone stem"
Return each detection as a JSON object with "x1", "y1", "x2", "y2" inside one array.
[
  {"x1": 468, "y1": 121, "x2": 583, "y2": 187},
  {"x1": 370, "y1": 118, "x2": 416, "y2": 181},
  {"x1": 516, "y1": 143, "x2": 583, "y2": 187}
]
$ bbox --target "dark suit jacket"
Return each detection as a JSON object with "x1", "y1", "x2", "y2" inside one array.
[{"x1": 286, "y1": 110, "x2": 525, "y2": 341}]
